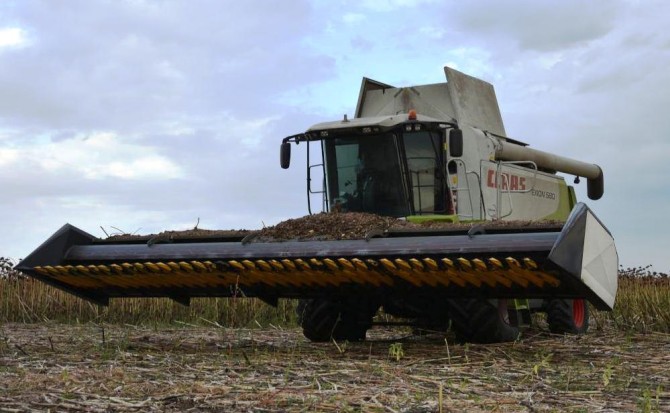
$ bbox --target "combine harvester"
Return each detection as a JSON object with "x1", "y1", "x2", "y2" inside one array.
[{"x1": 17, "y1": 67, "x2": 618, "y2": 343}]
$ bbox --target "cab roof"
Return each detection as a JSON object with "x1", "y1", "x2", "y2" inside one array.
[{"x1": 306, "y1": 113, "x2": 448, "y2": 133}]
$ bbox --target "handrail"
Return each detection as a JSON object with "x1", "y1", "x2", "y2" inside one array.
[
  {"x1": 492, "y1": 161, "x2": 539, "y2": 220},
  {"x1": 447, "y1": 158, "x2": 480, "y2": 220}
]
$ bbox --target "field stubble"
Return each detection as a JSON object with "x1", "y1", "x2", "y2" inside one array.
[
  {"x1": 1, "y1": 258, "x2": 669, "y2": 412},
  {"x1": 1, "y1": 323, "x2": 669, "y2": 412}
]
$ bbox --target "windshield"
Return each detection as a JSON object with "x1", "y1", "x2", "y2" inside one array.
[{"x1": 323, "y1": 133, "x2": 409, "y2": 217}]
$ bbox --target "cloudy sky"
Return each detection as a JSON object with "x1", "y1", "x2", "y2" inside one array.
[{"x1": 1, "y1": 0, "x2": 668, "y2": 271}]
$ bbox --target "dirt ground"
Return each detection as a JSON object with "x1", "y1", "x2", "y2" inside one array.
[{"x1": 1, "y1": 323, "x2": 668, "y2": 412}]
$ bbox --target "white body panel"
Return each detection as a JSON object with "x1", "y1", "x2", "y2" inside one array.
[
  {"x1": 480, "y1": 161, "x2": 563, "y2": 221},
  {"x1": 579, "y1": 210, "x2": 619, "y2": 309}
]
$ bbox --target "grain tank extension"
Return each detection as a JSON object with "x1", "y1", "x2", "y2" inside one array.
[{"x1": 17, "y1": 67, "x2": 618, "y2": 343}]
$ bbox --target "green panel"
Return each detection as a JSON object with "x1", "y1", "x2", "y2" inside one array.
[
  {"x1": 541, "y1": 181, "x2": 572, "y2": 221},
  {"x1": 568, "y1": 185, "x2": 577, "y2": 209},
  {"x1": 406, "y1": 214, "x2": 460, "y2": 224}
]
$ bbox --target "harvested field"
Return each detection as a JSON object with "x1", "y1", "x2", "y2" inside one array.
[
  {"x1": 0, "y1": 267, "x2": 669, "y2": 411},
  {"x1": 1, "y1": 323, "x2": 668, "y2": 412}
]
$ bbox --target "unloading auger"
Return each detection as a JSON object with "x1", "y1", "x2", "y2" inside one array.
[{"x1": 17, "y1": 66, "x2": 618, "y2": 343}]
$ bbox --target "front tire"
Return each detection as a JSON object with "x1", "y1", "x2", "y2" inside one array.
[
  {"x1": 296, "y1": 298, "x2": 377, "y2": 342},
  {"x1": 546, "y1": 298, "x2": 589, "y2": 334},
  {"x1": 447, "y1": 298, "x2": 520, "y2": 343}
]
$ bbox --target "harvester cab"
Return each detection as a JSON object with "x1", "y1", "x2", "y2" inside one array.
[{"x1": 17, "y1": 66, "x2": 618, "y2": 344}]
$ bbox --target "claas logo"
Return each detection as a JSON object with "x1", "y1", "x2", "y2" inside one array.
[{"x1": 487, "y1": 169, "x2": 527, "y2": 191}]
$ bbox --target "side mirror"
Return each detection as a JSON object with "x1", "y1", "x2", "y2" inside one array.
[
  {"x1": 280, "y1": 142, "x2": 291, "y2": 169},
  {"x1": 449, "y1": 128, "x2": 463, "y2": 157}
]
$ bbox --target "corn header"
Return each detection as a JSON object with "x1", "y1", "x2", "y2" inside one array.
[{"x1": 17, "y1": 67, "x2": 618, "y2": 343}]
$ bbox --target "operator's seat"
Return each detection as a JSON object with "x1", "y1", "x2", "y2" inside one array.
[{"x1": 359, "y1": 168, "x2": 401, "y2": 216}]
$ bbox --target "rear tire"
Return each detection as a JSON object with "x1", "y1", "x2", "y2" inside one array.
[
  {"x1": 296, "y1": 298, "x2": 377, "y2": 342},
  {"x1": 447, "y1": 298, "x2": 520, "y2": 344},
  {"x1": 546, "y1": 298, "x2": 589, "y2": 334}
]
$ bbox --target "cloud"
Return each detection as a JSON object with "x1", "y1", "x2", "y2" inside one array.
[
  {"x1": 359, "y1": 0, "x2": 438, "y2": 12},
  {"x1": 0, "y1": 147, "x2": 18, "y2": 165},
  {"x1": 448, "y1": 0, "x2": 620, "y2": 52},
  {"x1": 0, "y1": 27, "x2": 27, "y2": 48},
  {"x1": 419, "y1": 26, "x2": 445, "y2": 40},
  {"x1": 0, "y1": 0, "x2": 333, "y2": 132},
  {"x1": 342, "y1": 13, "x2": 366, "y2": 25},
  {"x1": 1, "y1": 131, "x2": 183, "y2": 180},
  {"x1": 0, "y1": 0, "x2": 337, "y2": 259}
]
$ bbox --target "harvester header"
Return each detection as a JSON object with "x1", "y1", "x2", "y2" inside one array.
[{"x1": 17, "y1": 203, "x2": 616, "y2": 312}]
